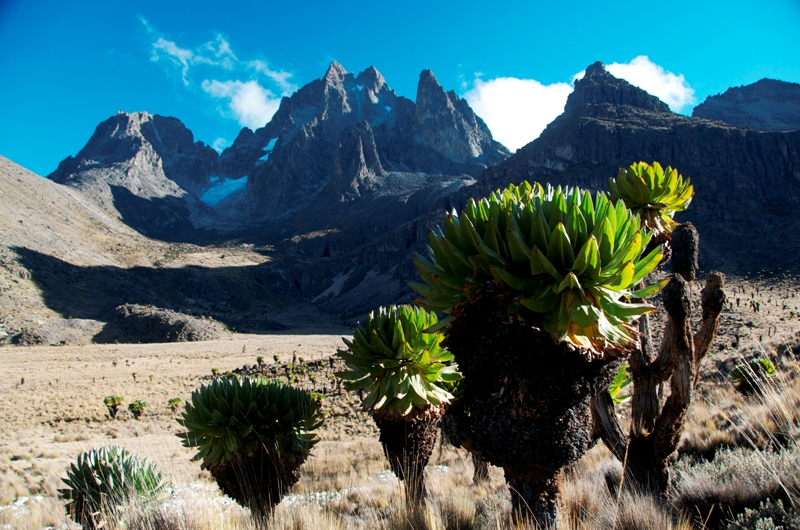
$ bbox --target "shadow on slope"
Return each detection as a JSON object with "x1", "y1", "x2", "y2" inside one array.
[
  {"x1": 12, "y1": 247, "x2": 349, "y2": 342},
  {"x1": 109, "y1": 185, "x2": 221, "y2": 244}
]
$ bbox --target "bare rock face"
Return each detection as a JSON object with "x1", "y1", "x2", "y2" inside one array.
[
  {"x1": 692, "y1": 78, "x2": 800, "y2": 131},
  {"x1": 48, "y1": 112, "x2": 219, "y2": 240},
  {"x1": 472, "y1": 62, "x2": 800, "y2": 273},
  {"x1": 414, "y1": 70, "x2": 506, "y2": 165},
  {"x1": 224, "y1": 62, "x2": 510, "y2": 221}
]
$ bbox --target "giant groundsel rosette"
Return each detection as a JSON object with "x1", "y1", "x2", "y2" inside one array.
[
  {"x1": 608, "y1": 161, "x2": 693, "y2": 238},
  {"x1": 59, "y1": 446, "x2": 165, "y2": 529},
  {"x1": 411, "y1": 182, "x2": 667, "y2": 354},
  {"x1": 336, "y1": 305, "x2": 461, "y2": 418},
  {"x1": 178, "y1": 377, "x2": 323, "y2": 467}
]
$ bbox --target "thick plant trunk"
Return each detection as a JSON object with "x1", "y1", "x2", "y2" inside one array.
[
  {"x1": 506, "y1": 467, "x2": 564, "y2": 525},
  {"x1": 206, "y1": 448, "x2": 302, "y2": 522},
  {"x1": 445, "y1": 281, "x2": 622, "y2": 527},
  {"x1": 591, "y1": 225, "x2": 725, "y2": 502},
  {"x1": 623, "y1": 436, "x2": 669, "y2": 497},
  {"x1": 375, "y1": 405, "x2": 444, "y2": 506},
  {"x1": 441, "y1": 397, "x2": 489, "y2": 483}
]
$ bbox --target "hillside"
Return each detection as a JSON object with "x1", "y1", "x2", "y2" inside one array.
[{"x1": 0, "y1": 156, "x2": 342, "y2": 345}]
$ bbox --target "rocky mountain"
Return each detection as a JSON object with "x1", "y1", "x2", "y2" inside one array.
[
  {"x1": 49, "y1": 111, "x2": 220, "y2": 240},
  {"x1": 692, "y1": 78, "x2": 800, "y2": 131},
  {"x1": 48, "y1": 63, "x2": 509, "y2": 241},
  {"x1": 473, "y1": 62, "x2": 800, "y2": 273},
  {"x1": 15, "y1": 60, "x2": 800, "y2": 346},
  {"x1": 219, "y1": 61, "x2": 509, "y2": 225}
]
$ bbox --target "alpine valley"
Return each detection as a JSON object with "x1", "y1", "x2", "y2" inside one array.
[{"x1": 2, "y1": 61, "x2": 800, "y2": 345}]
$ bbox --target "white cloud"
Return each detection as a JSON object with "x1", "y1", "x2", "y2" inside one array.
[
  {"x1": 463, "y1": 56, "x2": 695, "y2": 151},
  {"x1": 606, "y1": 56, "x2": 696, "y2": 112},
  {"x1": 202, "y1": 80, "x2": 280, "y2": 130},
  {"x1": 151, "y1": 37, "x2": 194, "y2": 86},
  {"x1": 141, "y1": 18, "x2": 295, "y2": 129},
  {"x1": 464, "y1": 77, "x2": 574, "y2": 151},
  {"x1": 212, "y1": 137, "x2": 229, "y2": 153},
  {"x1": 249, "y1": 60, "x2": 297, "y2": 96}
]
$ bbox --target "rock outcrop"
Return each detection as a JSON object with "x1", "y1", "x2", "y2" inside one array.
[
  {"x1": 472, "y1": 62, "x2": 800, "y2": 273},
  {"x1": 104, "y1": 303, "x2": 226, "y2": 343},
  {"x1": 692, "y1": 78, "x2": 800, "y2": 131}
]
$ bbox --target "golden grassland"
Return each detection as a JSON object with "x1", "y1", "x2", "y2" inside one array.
[{"x1": 2, "y1": 276, "x2": 800, "y2": 529}]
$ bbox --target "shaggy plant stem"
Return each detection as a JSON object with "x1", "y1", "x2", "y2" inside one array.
[
  {"x1": 375, "y1": 406, "x2": 444, "y2": 506},
  {"x1": 506, "y1": 467, "x2": 564, "y2": 525}
]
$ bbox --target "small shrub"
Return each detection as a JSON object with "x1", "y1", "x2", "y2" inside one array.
[
  {"x1": 103, "y1": 396, "x2": 123, "y2": 419},
  {"x1": 128, "y1": 400, "x2": 147, "y2": 419},
  {"x1": 725, "y1": 499, "x2": 800, "y2": 530},
  {"x1": 731, "y1": 358, "x2": 777, "y2": 395},
  {"x1": 58, "y1": 446, "x2": 165, "y2": 530},
  {"x1": 167, "y1": 397, "x2": 181, "y2": 413}
]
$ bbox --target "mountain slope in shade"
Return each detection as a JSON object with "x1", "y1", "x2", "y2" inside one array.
[
  {"x1": 692, "y1": 78, "x2": 800, "y2": 131},
  {"x1": 471, "y1": 62, "x2": 800, "y2": 273},
  {"x1": 2, "y1": 154, "x2": 341, "y2": 345}
]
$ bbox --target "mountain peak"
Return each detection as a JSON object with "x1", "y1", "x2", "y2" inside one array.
[
  {"x1": 355, "y1": 66, "x2": 387, "y2": 93},
  {"x1": 416, "y1": 69, "x2": 448, "y2": 109},
  {"x1": 564, "y1": 61, "x2": 671, "y2": 115},
  {"x1": 324, "y1": 61, "x2": 347, "y2": 83},
  {"x1": 584, "y1": 61, "x2": 607, "y2": 78},
  {"x1": 418, "y1": 69, "x2": 441, "y2": 89}
]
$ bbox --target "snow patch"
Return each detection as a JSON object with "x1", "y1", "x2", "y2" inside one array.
[
  {"x1": 259, "y1": 138, "x2": 279, "y2": 162},
  {"x1": 200, "y1": 176, "x2": 248, "y2": 206}
]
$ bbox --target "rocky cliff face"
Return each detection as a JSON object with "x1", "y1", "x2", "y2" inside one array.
[
  {"x1": 692, "y1": 78, "x2": 800, "y2": 131},
  {"x1": 48, "y1": 111, "x2": 219, "y2": 240},
  {"x1": 222, "y1": 62, "x2": 509, "y2": 222},
  {"x1": 473, "y1": 62, "x2": 800, "y2": 273}
]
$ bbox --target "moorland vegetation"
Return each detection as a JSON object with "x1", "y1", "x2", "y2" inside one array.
[{"x1": 6, "y1": 162, "x2": 800, "y2": 529}]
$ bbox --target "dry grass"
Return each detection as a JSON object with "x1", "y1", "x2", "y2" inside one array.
[{"x1": 4, "y1": 281, "x2": 800, "y2": 529}]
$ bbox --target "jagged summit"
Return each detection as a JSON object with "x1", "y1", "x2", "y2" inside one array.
[
  {"x1": 221, "y1": 62, "x2": 510, "y2": 219},
  {"x1": 355, "y1": 66, "x2": 387, "y2": 93},
  {"x1": 46, "y1": 62, "x2": 510, "y2": 243},
  {"x1": 324, "y1": 60, "x2": 347, "y2": 82},
  {"x1": 563, "y1": 61, "x2": 671, "y2": 116},
  {"x1": 414, "y1": 69, "x2": 500, "y2": 164},
  {"x1": 692, "y1": 78, "x2": 800, "y2": 131}
]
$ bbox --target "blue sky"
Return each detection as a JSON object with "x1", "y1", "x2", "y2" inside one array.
[{"x1": 1, "y1": 0, "x2": 799, "y2": 176}]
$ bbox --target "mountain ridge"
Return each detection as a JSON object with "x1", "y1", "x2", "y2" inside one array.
[
  {"x1": 6, "y1": 61, "x2": 800, "y2": 345},
  {"x1": 692, "y1": 78, "x2": 800, "y2": 131}
]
